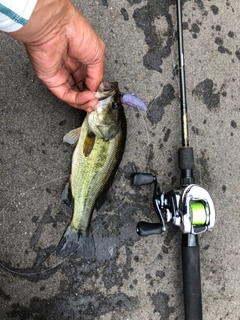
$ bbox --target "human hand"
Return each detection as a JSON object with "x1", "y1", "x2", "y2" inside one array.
[{"x1": 7, "y1": 0, "x2": 105, "y2": 112}]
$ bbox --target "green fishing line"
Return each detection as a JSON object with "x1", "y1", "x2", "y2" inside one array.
[{"x1": 190, "y1": 202, "x2": 206, "y2": 225}]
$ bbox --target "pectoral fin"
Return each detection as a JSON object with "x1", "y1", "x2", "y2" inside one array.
[{"x1": 63, "y1": 127, "x2": 81, "y2": 145}]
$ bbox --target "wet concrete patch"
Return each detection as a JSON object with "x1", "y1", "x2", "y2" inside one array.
[
  {"x1": 147, "y1": 84, "x2": 175, "y2": 124},
  {"x1": 121, "y1": 8, "x2": 129, "y2": 21},
  {"x1": 193, "y1": 78, "x2": 220, "y2": 111},
  {"x1": 7, "y1": 292, "x2": 137, "y2": 320},
  {"x1": 100, "y1": 0, "x2": 108, "y2": 7},
  {"x1": 132, "y1": 0, "x2": 176, "y2": 72},
  {"x1": 210, "y1": 5, "x2": 219, "y2": 15},
  {"x1": 151, "y1": 291, "x2": 175, "y2": 320}
]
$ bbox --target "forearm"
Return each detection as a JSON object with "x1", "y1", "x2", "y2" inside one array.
[{"x1": 6, "y1": 0, "x2": 77, "y2": 45}]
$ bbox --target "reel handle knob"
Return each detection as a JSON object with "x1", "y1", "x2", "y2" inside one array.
[
  {"x1": 132, "y1": 173, "x2": 155, "y2": 186},
  {"x1": 137, "y1": 221, "x2": 163, "y2": 237}
]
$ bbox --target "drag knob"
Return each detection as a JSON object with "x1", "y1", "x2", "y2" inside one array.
[{"x1": 137, "y1": 221, "x2": 163, "y2": 237}]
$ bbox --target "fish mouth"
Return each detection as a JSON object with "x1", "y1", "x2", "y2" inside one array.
[
  {"x1": 98, "y1": 82, "x2": 118, "y2": 93},
  {"x1": 94, "y1": 82, "x2": 118, "y2": 101}
]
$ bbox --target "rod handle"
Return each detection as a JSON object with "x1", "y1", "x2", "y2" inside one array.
[
  {"x1": 182, "y1": 234, "x2": 202, "y2": 320},
  {"x1": 178, "y1": 147, "x2": 194, "y2": 170},
  {"x1": 178, "y1": 147, "x2": 195, "y2": 185}
]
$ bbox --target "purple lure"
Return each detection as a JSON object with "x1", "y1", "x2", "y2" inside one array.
[{"x1": 120, "y1": 93, "x2": 147, "y2": 111}]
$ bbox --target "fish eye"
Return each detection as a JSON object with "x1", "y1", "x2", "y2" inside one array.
[{"x1": 112, "y1": 101, "x2": 120, "y2": 109}]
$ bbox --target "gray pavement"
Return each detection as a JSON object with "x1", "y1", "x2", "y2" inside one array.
[{"x1": 0, "y1": 1, "x2": 239, "y2": 319}]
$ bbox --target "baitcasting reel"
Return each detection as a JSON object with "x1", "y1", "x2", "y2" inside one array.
[{"x1": 132, "y1": 147, "x2": 216, "y2": 238}]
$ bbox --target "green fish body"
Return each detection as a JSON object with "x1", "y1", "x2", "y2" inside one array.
[{"x1": 56, "y1": 82, "x2": 126, "y2": 258}]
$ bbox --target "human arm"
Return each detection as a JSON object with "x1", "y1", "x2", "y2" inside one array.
[{"x1": 4, "y1": 0, "x2": 105, "y2": 112}]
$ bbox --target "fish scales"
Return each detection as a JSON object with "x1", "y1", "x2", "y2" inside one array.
[
  {"x1": 56, "y1": 82, "x2": 126, "y2": 259},
  {"x1": 71, "y1": 121, "x2": 123, "y2": 231}
]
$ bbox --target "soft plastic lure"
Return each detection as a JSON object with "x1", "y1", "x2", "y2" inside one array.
[{"x1": 120, "y1": 93, "x2": 147, "y2": 111}]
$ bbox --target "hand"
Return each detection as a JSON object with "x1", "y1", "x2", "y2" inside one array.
[{"x1": 7, "y1": 0, "x2": 105, "y2": 112}]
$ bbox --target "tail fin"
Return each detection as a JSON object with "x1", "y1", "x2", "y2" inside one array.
[{"x1": 56, "y1": 226, "x2": 95, "y2": 259}]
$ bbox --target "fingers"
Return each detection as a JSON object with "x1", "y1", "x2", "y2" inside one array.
[
  {"x1": 84, "y1": 60, "x2": 104, "y2": 92},
  {"x1": 49, "y1": 85, "x2": 98, "y2": 111},
  {"x1": 71, "y1": 37, "x2": 105, "y2": 93},
  {"x1": 84, "y1": 39, "x2": 105, "y2": 92}
]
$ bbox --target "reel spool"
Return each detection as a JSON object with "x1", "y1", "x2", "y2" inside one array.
[
  {"x1": 178, "y1": 184, "x2": 215, "y2": 234},
  {"x1": 190, "y1": 202, "x2": 206, "y2": 226}
]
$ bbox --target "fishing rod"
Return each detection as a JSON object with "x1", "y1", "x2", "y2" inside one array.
[{"x1": 132, "y1": 1, "x2": 215, "y2": 319}]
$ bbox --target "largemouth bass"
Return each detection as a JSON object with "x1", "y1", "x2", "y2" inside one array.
[{"x1": 56, "y1": 82, "x2": 126, "y2": 259}]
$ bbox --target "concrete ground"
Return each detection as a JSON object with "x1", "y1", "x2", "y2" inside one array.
[{"x1": 0, "y1": 1, "x2": 239, "y2": 319}]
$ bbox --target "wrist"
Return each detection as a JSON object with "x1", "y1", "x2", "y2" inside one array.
[{"x1": 6, "y1": 0, "x2": 75, "y2": 45}]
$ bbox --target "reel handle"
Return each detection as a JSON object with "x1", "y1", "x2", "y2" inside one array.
[
  {"x1": 132, "y1": 173, "x2": 155, "y2": 186},
  {"x1": 137, "y1": 221, "x2": 163, "y2": 236},
  {"x1": 182, "y1": 234, "x2": 202, "y2": 320}
]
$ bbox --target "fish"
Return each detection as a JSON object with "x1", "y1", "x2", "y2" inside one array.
[
  {"x1": 56, "y1": 82, "x2": 127, "y2": 259},
  {"x1": 120, "y1": 93, "x2": 147, "y2": 111}
]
